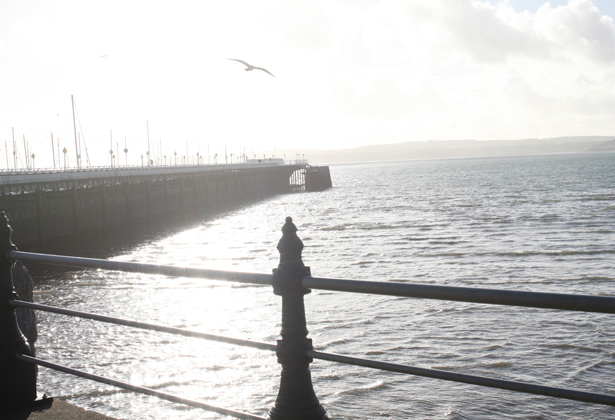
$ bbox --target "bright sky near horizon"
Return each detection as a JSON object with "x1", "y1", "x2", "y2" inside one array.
[{"x1": 1, "y1": 0, "x2": 614, "y2": 167}]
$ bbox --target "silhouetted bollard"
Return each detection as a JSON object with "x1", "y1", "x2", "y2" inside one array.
[
  {"x1": 269, "y1": 217, "x2": 329, "y2": 420},
  {"x1": 0, "y1": 211, "x2": 40, "y2": 413}
]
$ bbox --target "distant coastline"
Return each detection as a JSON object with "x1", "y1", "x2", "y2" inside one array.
[{"x1": 274, "y1": 136, "x2": 615, "y2": 165}]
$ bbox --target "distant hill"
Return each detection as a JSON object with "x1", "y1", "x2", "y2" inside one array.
[
  {"x1": 586, "y1": 139, "x2": 615, "y2": 152},
  {"x1": 275, "y1": 136, "x2": 615, "y2": 165}
]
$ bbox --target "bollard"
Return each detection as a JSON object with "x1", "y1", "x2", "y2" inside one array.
[
  {"x1": 0, "y1": 212, "x2": 46, "y2": 413},
  {"x1": 269, "y1": 217, "x2": 329, "y2": 420}
]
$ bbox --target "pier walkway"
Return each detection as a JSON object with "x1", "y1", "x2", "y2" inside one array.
[{"x1": 0, "y1": 161, "x2": 304, "y2": 193}]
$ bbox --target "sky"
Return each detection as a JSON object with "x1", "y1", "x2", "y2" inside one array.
[{"x1": 1, "y1": 0, "x2": 614, "y2": 168}]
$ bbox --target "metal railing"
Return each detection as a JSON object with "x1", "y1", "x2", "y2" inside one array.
[
  {"x1": 0, "y1": 160, "x2": 299, "y2": 176},
  {"x1": 1, "y1": 213, "x2": 615, "y2": 419}
]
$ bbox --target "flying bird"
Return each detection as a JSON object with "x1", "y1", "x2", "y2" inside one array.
[{"x1": 227, "y1": 59, "x2": 275, "y2": 78}]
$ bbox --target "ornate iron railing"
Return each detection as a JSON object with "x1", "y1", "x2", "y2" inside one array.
[{"x1": 1, "y1": 212, "x2": 614, "y2": 419}]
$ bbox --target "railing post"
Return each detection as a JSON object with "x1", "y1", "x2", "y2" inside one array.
[
  {"x1": 269, "y1": 217, "x2": 329, "y2": 420},
  {"x1": 0, "y1": 211, "x2": 38, "y2": 412}
]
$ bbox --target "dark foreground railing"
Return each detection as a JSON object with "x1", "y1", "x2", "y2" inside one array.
[{"x1": 1, "y1": 212, "x2": 615, "y2": 419}]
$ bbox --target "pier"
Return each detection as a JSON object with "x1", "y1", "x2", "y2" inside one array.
[{"x1": 0, "y1": 161, "x2": 330, "y2": 250}]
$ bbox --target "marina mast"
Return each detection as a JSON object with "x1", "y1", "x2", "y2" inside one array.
[{"x1": 71, "y1": 95, "x2": 80, "y2": 168}]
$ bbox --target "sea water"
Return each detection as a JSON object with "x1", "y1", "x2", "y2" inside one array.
[{"x1": 32, "y1": 152, "x2": 615, "y2": 419}]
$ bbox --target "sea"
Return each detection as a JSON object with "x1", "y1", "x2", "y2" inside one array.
[{"x1": 30, "y1": 152, "x2": 615, "y2": 419}]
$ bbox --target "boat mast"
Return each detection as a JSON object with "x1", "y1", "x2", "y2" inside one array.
[
  {"x1": 51, "y1": 133, "x2": 56, "y2": 168},
  {"x1": 23, "y1": 135, "x2": 28, "y2": 168},
  {"x1": 71, "y1": 95, "x2": 79, "y2": 168},
  {"x1": 110, "y1": 130, "x2": 113, "y2": 166},
  {"x1": 12, "y1": 127, "x2": 16, "y2": 169},
  {"x1": 147, "y1": 121, "x2": 151, "y2": 166}
]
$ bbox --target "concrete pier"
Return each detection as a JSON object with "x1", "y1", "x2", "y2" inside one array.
[
  {"x1": 5, "y1": 400, "x2": 117, "y2": 420},
  {"x1": 0, "y1": 162, "x2": 306, "y2": 250}
]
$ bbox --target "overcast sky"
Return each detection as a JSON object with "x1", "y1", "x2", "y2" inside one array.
[{"x1": 1, "y1": 0, "x2": 614, "y2": 167}]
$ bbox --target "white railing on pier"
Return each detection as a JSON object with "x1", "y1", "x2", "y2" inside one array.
[{"x1": 0, "y1": 160, "x2": 307, "y2": 186}]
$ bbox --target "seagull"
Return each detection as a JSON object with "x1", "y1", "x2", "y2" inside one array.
[{"x1": 227, "y1": 58, "x2": 275, "y2": 78}]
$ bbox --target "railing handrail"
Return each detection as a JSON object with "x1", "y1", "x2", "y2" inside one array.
[
  {"x1": 303, "y1": 275, "x2": 615, "y2": 313},
  {"x1": 9, "y1": 299, "x2": 277, "y2": 352},
  {"x1": 15, "y1": 354, "x2": 266, "y2": 420},
  {"x1": 8, "y1": 250, "x2": 271, "y2": 286},
  {"x1": 12, "y1": 297, "x2": 615, "y2": 408},
  {"x1": 3, "y1": 216, "x2": 615, "y2": 419},
  {"x1": 0, "y1": 160, "x2": 303, "y2": 175},
  {"x1": 307, "y1": 350, "x2": 615, "y2": 406},
  {"x1": 9, "y1": 250, "x2": 615, "y2": 314}
]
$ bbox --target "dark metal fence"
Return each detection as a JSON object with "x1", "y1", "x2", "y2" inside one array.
[{"x1": 1, "y1": 212, "x2": 615, "y2": 419}]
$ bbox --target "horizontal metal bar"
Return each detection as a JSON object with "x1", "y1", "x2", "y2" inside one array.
[
  {"x1": 303, "y1": 276, "x2": 615, "y2": 313},
  {"x1": 308, "y1": 350, "x2": 615, "y2": 406},
  {"x1": 8, "y1": 250, "x2": 272, "y2": 286},
  {"x1": 16, "y1": 354, "x2": 266, "y2": 420},
  {"x1": 10, "y1": 300, "x2": 276, "y2": 352}
]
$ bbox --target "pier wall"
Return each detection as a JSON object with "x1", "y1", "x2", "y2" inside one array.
[
  {"x1": 305, "y1": 166, "x2": 333, "y2": 192},
  {"x1": 0, "y1": 165, "x2": 301, "y2": 251}
]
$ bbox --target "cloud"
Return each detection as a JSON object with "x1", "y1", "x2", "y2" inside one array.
[
  {"x1": 323, "y1": 0, "x2": 615, "y2": 141},
  {"x1": 2, "y1": 0, "x2": 615, "y2": 158},
  {"x1": 265, "y1": 1, "x2": 332, "y2": 50},
  {"x1": 397, "y1": 0, "x2": 615, "y2": 64},
  {"x1": 408, "y1": 0, "x2": 548, "y2": 63},
  {"x1": 534, "y1": 0, "x2": 615, "y2": 63},
  {"x1": 331, "y1": 76, "x2": 449, "y2": 119}
]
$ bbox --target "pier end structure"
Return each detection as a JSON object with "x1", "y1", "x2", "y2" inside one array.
[
  {"x1": 0, "y1": 163, "x2": 306, "y2": 250},
  {"x1": 305, "y1": 166, "x2": 332, "y2": 192}
]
